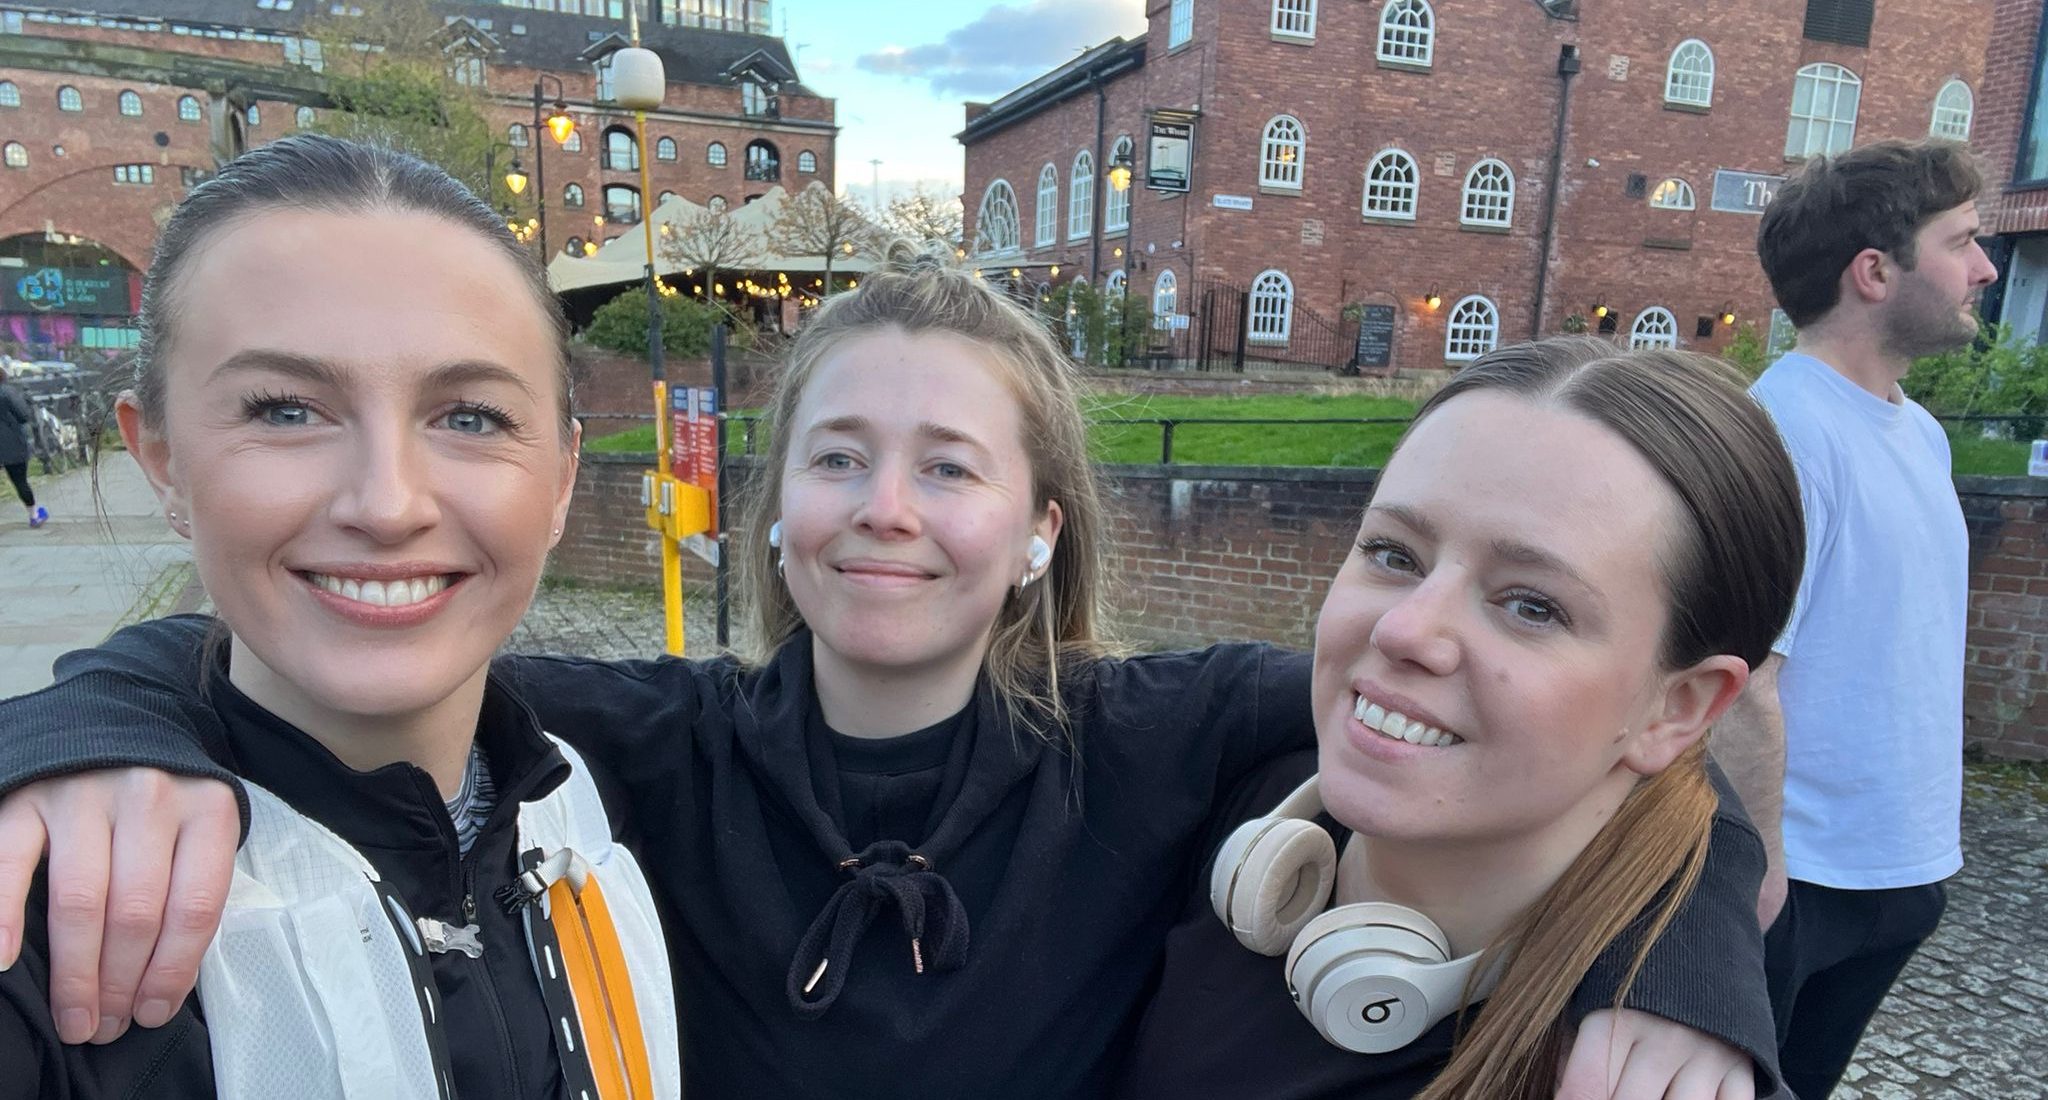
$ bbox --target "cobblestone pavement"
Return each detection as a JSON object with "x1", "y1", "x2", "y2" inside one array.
[{"x1": 512, "y1": 578, "x2": 2048, "y2": 1100}]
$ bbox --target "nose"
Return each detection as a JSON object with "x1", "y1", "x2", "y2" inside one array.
[
  {"x1": 328, "y1": 416, "x2": 439, "y2": 544},
  {"x1": 849, "y1": 458, "x2": 921, "y2": 540},
  {"x1": 1970, "y1": 240, "x2": 1999, "y2": 288},
  {"x1": 1368, "y1": 572, "x2": 1463, "y2": 676}
]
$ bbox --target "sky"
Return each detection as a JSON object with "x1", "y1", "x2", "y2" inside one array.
[{"x1": 769, "y1": 0, "x2": 1148, "y2": 207}]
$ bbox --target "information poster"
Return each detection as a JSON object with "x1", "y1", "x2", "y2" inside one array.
[{"x1": 669, "y1": 385, "x2": 721, "y2": 536}]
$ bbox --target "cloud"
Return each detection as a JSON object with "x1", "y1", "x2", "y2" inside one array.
[{"x1": 854, "y1": 0, "x2": 1146, "y2": 98}]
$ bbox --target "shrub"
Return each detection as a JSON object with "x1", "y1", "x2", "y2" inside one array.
[
  {"x1": 582, "y1": 289, "x2": 754, "y2": 360},
  {"x1": 1904, "y1": 321, "x2": 2048, "y2": 440}
]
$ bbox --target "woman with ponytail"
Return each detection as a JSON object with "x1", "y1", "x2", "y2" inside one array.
[{"x1": 1118, "y1": 337, "x2": 1800, "y2": 1099}]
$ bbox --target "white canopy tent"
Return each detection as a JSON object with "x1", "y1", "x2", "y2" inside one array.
[{"x1": 545, "y1": 183, "x2": 880, "y2": 296}]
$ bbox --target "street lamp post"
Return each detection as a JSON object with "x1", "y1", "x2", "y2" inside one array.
[{"x1": 531, "y1": 74, "x2": 575, "y2": 259}]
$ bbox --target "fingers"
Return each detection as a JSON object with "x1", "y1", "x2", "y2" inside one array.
[
  {"x1": 42, "y1": 805, "x2": 111, "y2": 1045},
  {"x1": 88, "y1": 795, "x2": 180, "y2": 1043},
  {"x1": 1668, "y1": 1055, "x2": 1747, "y2": 1100},
  {"x1": 0, "y1": 799, "x2": 49, "y2": 972},
  {"x1": 1719, "y1": 1063, "x2": 1757, "y2": 1100},
  {"x1": 132, "y1": 785, "x2": 239, "y2": 1028},
  {"x1": 1556, "y1": 1012, "x2": 1628, "y2": 1100}
]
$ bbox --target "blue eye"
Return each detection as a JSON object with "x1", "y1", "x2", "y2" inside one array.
[
  {"x1": 241, "y1": 392, "x2": 320, "y2": 427},
  {"x1": 446, "y1": 410, "x2": 491, "y2": 434},
  {"x1": 1360, "y1": 539, "x2": 1418, "y2": 573},
  {"x1": 1502, "y1": 591, "x2": 1569, "y2": 629},
  {"x1": 932, "y1": 461, "x2": 967, "y2": 479},
  {"x1": 817, "y1": 452, "x2": 855, "y2": 470}
]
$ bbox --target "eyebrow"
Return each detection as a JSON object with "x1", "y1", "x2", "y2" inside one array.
[
  {"x1": 1368, "y1": 500, "x2": 1598, "y2": 593},
  {"x1": 806, "y1": 414, "x2": 991, "y2": 452},
  {"x1": 207, "y1": 350, "x2": 538, "y2": 399}
]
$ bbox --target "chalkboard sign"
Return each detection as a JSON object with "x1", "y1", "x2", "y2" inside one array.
[{"x1": 1353, "y1": 304, "x2": 1396, "y2": 368}]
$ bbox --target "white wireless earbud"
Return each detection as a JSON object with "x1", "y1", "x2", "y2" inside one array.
[
  {"x1": 767, "y1": 519, "x2": 785, "y2": 575},
  {"x1": 1020, "y1": 535, "x2": 1053, "y2": 588}
]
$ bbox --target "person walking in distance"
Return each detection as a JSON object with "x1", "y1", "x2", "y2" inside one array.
[
  {"x1": 1718, "y1": 138, "x2": 1997, "y2": 1099},
  {"x1": 0, "y1": 363, "x2": 47, "y2": 528}
]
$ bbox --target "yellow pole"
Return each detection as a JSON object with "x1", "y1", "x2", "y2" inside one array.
[{"x1": 631, "y1": 4, "x2": 685, "y2": 657}]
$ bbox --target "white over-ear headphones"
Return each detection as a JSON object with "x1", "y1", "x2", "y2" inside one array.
[
  {"x1": 1019, "y1": 534, "x2": 1052, "y2": 588},
  {"x1": 1209, "y1": 775, "x2": 1494, "y2": 1053}
]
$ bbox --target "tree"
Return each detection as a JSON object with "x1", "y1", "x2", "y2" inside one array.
[
  {"x1": 877, "y1": 185, "x2": 964, "y2": 250},
  {"x1": 767, "y1": 183, "x2": 875, "y2": 291},
  {"x1": 584, "y1": 289, "x2": 752, "y2": 360},
  {"x1": 659, "y1": 209, "x2": 764, "y2": 305}
]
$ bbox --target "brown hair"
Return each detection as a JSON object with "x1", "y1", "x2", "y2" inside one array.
[
  {"x1": 738, "y1": 242, "x2": 1117, "y2": 738},
  {"x1": 1758, "y1": 138, "x2": 1983, "y2": 328},
  {"x1": 1401, "y1": 337, "x2": 1804, "y2": 1100}
]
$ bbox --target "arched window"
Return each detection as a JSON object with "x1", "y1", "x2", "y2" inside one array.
[
  {"x1": 1169, "y1": 0, "x2": 1193, "y2": 48},
  {"x1": 57, "y1": 86, "x2": 82, "y2": 112},
  {"x1": 659, "y1": 190, "x2": 677, "y2": 205},
  {"x1": 709, "y1": 195, "x2": 728, "y2": 213},
  {"x1": 1931, "y1": 79, "x2": 1974, "y2": 141},
  {"x1": 1261, "y1": 115, "x2": 1305, "y2": 190},
  {"x1": 1445, "y1": 295, "x2": 1499, "y2": 361},
  {"x1": 707, "y1": 141, "x2": 727, "y2": 167},
  {"x1": 1786, "y1": 63, "x2": 1861, "y2": 158},
  {"x1": 745, "y1": 140, "x2": 780, "y2": 181},
  {"x1": 1272, "y1": 0, "x2": 1315, "y2": 39},
  {"x1": 1648, "y1": 178, "x2": 1695, "y2": 210},
  {"x1": 797, "y1": 150, "x2": 817, "y2": 173},
  {"x1": 246, "y1": 104, "x2": 260, "y2": 128},
  {"x1": 118, "y1": 90, "x2": 142, "y2": 117},
  {"x1": 1377, "y1": 0, "x2": 1434, "y2": 68},
  {"x1": 563, "y1": 129, "x2": 582, "y2": 153},
  {"x1": 1105, "y1": 135, "x2": 1133, "y2": 233},
  {"x1": 0, "y1": 83, "x2": 19, "y2": 109},
  {"x1": 3, "y1": 142, "x2": 26, "y2": 169},
  {"x1": 564, "y1": 235, "x2": 585, "y2": 256},
  {"x1": 656, "y1": 136, "x2": 677, "y2": 161},
  {"x1": 1631, "y1": 307, "x2": 1679, "y2": 349},
  {"x1": 1068, "y1": 150, "x2": 1094, "y2": 239},
  {"x1": 1153, "y1": 269, "x2": 1179, "y2": 324},
  {"x1": 604, "y1": 127, "x2": 639, "y2": 172},
  {"x1": 296, "y1": 106, "x2": 316, "y2": 128},
  {"x1": 972, "y1": 179, "x2": 1021, "y2": 256},
  {"x1": 1106, "y1": 270, "x2": 1127, "y2": 298},
  {"x1": 1249, "y1": 270, "x2": 1295, "y2": 344},
  {"x1": 604, "y1": 184, "x2": 641, "y2": 224},
  {"x1": 563, "y1": 182, "x2": 585, "y2": 208},
  {"x1": 1665, "y1": 40, "x2": 1714, "y2": 108},
  {"x1": 509, "y1": 122, "x2": 529, "y2": 147},
  {"x1": 178, "y1": 95, "x2": 201, "y2": 122},
  {"x1": 1460, "y1": 159, "x2": 1515, "y2": 228},
  {"x1": 1035, "y1": 163, "x2": 1059, "y2": 247},
  {"x1": 1363, "y1": 148, "x2": 1419, "y2": 220}
]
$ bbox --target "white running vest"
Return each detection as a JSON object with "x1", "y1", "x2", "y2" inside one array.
[{"x1": 196, "y1": 736, "x2": 680, "y2": 1100}]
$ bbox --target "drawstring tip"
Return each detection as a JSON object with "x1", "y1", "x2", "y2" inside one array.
[
  {"x1": 803, "y1": 958, "x2": 829, "y2": 996},
  {"x1": 911, "y1": 938, "x2": 924, "y2": 975}
]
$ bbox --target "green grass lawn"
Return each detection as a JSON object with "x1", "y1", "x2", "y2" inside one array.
[{"x1": 1947, "y1": 430, "x2": 2035, "y2": 476}]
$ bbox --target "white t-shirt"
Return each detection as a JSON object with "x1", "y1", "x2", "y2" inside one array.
[{"x1": 1750, "y1": 352, "x2": 1967, "y2": 890}]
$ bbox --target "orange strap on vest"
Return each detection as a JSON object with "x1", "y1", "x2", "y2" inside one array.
[{"x1": 546, "y1": 868, "x2": 656, "y2": 1100}]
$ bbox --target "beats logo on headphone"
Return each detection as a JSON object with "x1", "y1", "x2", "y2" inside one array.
[{"x1": 1209, "y1": 775, "x2": 1495, "y2": 1053}]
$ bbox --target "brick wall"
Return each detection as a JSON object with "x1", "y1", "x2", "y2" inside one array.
[{"x1": 554, "y1": 458, "x2": 2048, "y2": 761}]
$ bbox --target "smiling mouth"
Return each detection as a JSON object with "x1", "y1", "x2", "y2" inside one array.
[
  {"x1": 1353, "y1": 692, "x2": 1464, "y2": 748},
  {"x1": 300, "y1": 571, "x2": 461, "y2": 608}
]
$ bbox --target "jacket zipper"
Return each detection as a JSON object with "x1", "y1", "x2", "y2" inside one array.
[{"x1": 457, "y1": 845, "x2": 525, "y2": 1098}]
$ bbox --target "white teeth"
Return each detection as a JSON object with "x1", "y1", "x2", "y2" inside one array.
[
  {"x1": 1351, "y1": 693, "x2": 1463, "y2": 748},
  {"x1": 308, "y1": 572, "x2": 450, "y2": 608},
  {"x1": 360, "y1": 580, "x2": 388, "y2": 606},
  {"x1": 341, "y1": 579, "x2": 361, "y2": 602}
]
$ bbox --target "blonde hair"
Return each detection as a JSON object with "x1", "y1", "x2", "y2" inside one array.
[
  {"x1": 738, "y1": 243, "x2": 1118, "y2": 739},
  {"x1": 1405, "y1": 338, "x2": 1803, "y2": 1100}
]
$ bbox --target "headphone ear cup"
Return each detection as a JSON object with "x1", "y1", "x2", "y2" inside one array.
[
  {"x1": 1209, "y1": 817, "x2": 1337, "y2": 956},
  {"x1": 1285, "y1": 903, "x2": 1462, "y2": 1054}
]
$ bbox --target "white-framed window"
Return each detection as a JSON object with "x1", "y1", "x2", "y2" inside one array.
[
  {"x1": 113, "y1": 164, "x2": 154, "y2": 185},
  {"x1": 509, "y1": 122, "x2": 529, "y2": 147},
  {"x1": 1377, "y1": 0, "x2": 1434, "y2": 68},
  {"x1": 659, "y1": 189, "x2": 676, "y2": 205},
  {"x1": 1648, "y1": 178, "x2": 1695, "y2": 210},
  {"x1": 1931, "y1": 79, "x2": 1974, "y2": 141},
  {"x1": 1169, "y1": 0, "x2": 1193, "y2": 49},
  {"x1": 3, "y1": 142, "x2": 26, "y2": 169},
  {"x1": 1249, "y1": 269, "x2": 1295, "y2": 344},
  {"x1": 656, "y1": 136, "x2": 677, "y2": 161},
  {"x1": 595, "y1": 54, "x2": 616, "y2": 101},
  {"x1": 1444, "y1": 295, "x2": 1499, "y2": 361},
  {"x1": 973, "y1": 178, "x2": 1022, "y2": 256},
  {"x1": 118, "y1": 90, "x2": 141, "y2": 117},
  {"x1": 178, "y1": 95, "x2": 201, "y2": 122},
  {"x1": 1786, "y1": 63, "x2": 1861, "y2": 158},
  {"x1": 605, "y1": 127, "x2": 639, "y2": 171},
  {"x1": 1363, "y1": 148, "x2": 1419, "y2": 220},
  {"x1": 1460, "y1": 159, "x2": 1515, "y2": 228},
  {"x1": 450, "y1": 55, "x2": 485, "y2": 88},
  {"x1": 1035, "y1": 163, "x2": 1058, "y2": 247},
  {"x1": 742, "y1": 80, "x2": 772, "y2": 116},
  {"x1": 296, "y1": 106, "x2": 316, "y2": 128},
  {"x1": 707, "y1": 141, "x2": 726, "y2": 166},
  {"x1": 563, "y1": 182, "x2": 585, "y2": 207},
  {"x1": 709, "y1": 195, "x2": 728, "y2": 212},
  {"x1": 1260, "y1": 115, "x2": 1305, "y2": 190},
  {"x1": 1272, "y1": 0, "x2": 1315, "y2": 39},
  {"x1": 797, "y1": 149, "x2": 817, "y2": 173},
  {"x1": 0, "y1": 83, "x2": 17, "y2": 109},
  {"x1": 1105, "y1": 135, "x2": 1133, "y2": 233},
  {"x1": 1153, "y1": 269, "x2": 1178, "y2": 326},
  {"x1": 1068, "y1": 150, "x2": 1094, "y2": 240},
  {"x1": 604, "y1": 184, "x2": 641, "y2": 224},
  {"x1": 1664, "y1": 39, "x2": 1714, "y2": 108},
  {"x1": 1106, "y1": 270, "x2": 1127, "y2": 298},
  {"x1": 56, "y1": 86, "x2": 81, "y2": 112},
  {"x1": 1630, "y1": 307, "x2": 1679, "y2": 349},
  {"x1": 744, "y1": 140, "x2": 780, "y2": 181},
  {"x1": 246, "y1": 104, "x2": 260, "y2": 128}
]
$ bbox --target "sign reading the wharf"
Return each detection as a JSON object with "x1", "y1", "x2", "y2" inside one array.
[
  {"x1": 1212, "y1": 194, "x2": 1254, "y2": 211},
  {"x1": 1147, "y1": 112, "x2": 1195, "y2": 193},
  {"x1": 5, "y1": 267, "x2": 132, "y2": 314},
  {"x1": 1711, "y1": 170, "x2": 1786, "y2": 215},
  {"x1": 1353, "y1": 305, "x2": 1396, "y2": 369}
]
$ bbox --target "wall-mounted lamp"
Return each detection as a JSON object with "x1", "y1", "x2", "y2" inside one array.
[
  {"x1": 1050, "y1": 264, "x2": 1060, "y2": 277},
  {"x1": 1424, "y1": 288, "x2": 1442, "y2": 311},
  {"x1": 1719, "y1": 306, "x2": 1737, "y2": 327},
  {"x1": 1592, "y1": 303, "x2": 1610, "y2": 319}
]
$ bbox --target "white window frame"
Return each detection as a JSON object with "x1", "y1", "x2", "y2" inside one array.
[
  {"x1": 57, "y1": 86, "x2": 81, "y2": 112},
  {"x1": 595, "y1": 55, "x2": 616, "y2": 101},
  {"x1": 1105, "y1": 135, "x2": 1133, "y2": 233},
  {"x1": 296, "y1": 106, "x2": 316, "y2": 128},
  {"x1": 3, "y1": 142, "x2": 26, "y2": 169},
  {"x1": 1068, "y1": 150, "x2": 1094, "y2": 240},
  {"x1": 1249, "y1": 270, "x2": 1295, "y2": 345},
  {"x1": 1460, "y1": 159, "x2": 1515, "y2": 228},
  {"x1": 509, "y1": 122, "x2": 529, "y2": 147},
  {"x1": 1106, "y1": 270, "x2": 1127, "y2": 298},
  {"x1": 1152, "y1": 269, "x2": 1179, "y2": 327},
  {"x1": 1169, "y1": 0, "x2": 1192, "y2": 49},
  {"x1": 118, "y1": 90, "x2": 141, "y2": 117},
  {"x1": 1664, "y1": 39, "x2": 1714, "y2": 108},
  {"x1": 0, "y1": 83, "x2": 18, "y2": 109},
  {"x1": 656, "y1": 136, "x2": 677, "y2": 161},
  {"x1": 797, "y1": 149, "x2": 817, "y2": 173},
  {"x1": 1648, "y1": 178, "x2": 1695, "y2": 210},
  {"x1": 1260, "y1": 115, "x2": 1305, "y2": 191},
  {"x1": 1035, "y1": 163, "x2": 1059, "y2": 247},
  {"x1": 1377, "y1": 0, "x2": 1434, "y2": 68},
  {"x1": 1931, "y1": 79, "x2": 1974, "y2": 141},
  {"x1": 1444, "y1": 295, "x2": 1499, "y2": 361},
  {"x1": 1363, "y1": 148, "x2": 1419, "y2": 220},
  {"x1": 973, "y1": 178, "x2": 1022, "y2": 257},
  {"x1": 1272, "y1": 0, "x2": 1315, "y2": 40},
  {"x1": 563, "y1": 182, "x2": 585, "y2": 208},
  {"x1": 707, "y1": 141, "x2": 726, "y2": 167},
  {"x1": 246, "y1": 103, "x2": 260, "y2": 128},
  {"x1": 1786, "y1": 63, "x2": 1861, "y2": 159},
  {"x1": 178, "y1": 95, "x2": 201, "y2": 122},
  {"x1": 1630, "y1": 307, "x2": 1679, "y2": 349}
]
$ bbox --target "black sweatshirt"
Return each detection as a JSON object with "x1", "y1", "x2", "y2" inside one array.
[
  {"x1": 0, "y1": 615, "x2": 1776, "y2": 1098},
  {"x1": 0, "y1": 656, "x2": 606, "y2": 1100}
]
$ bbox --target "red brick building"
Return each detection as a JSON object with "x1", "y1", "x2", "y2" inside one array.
[
  {"x1": 1974, "y1": 0, "x2": 2048, "y2": 341},
  {"x1": 960, "y1": 0, "x2": 1992, "y2": 373},
  {"x1": 0, "y1": 0, "x2": 832, "y2": 361}
]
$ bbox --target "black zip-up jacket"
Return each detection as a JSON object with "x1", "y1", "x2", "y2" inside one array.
[{"x1": 0, "y1": 657, "x2": 605, "y2": 1100}]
